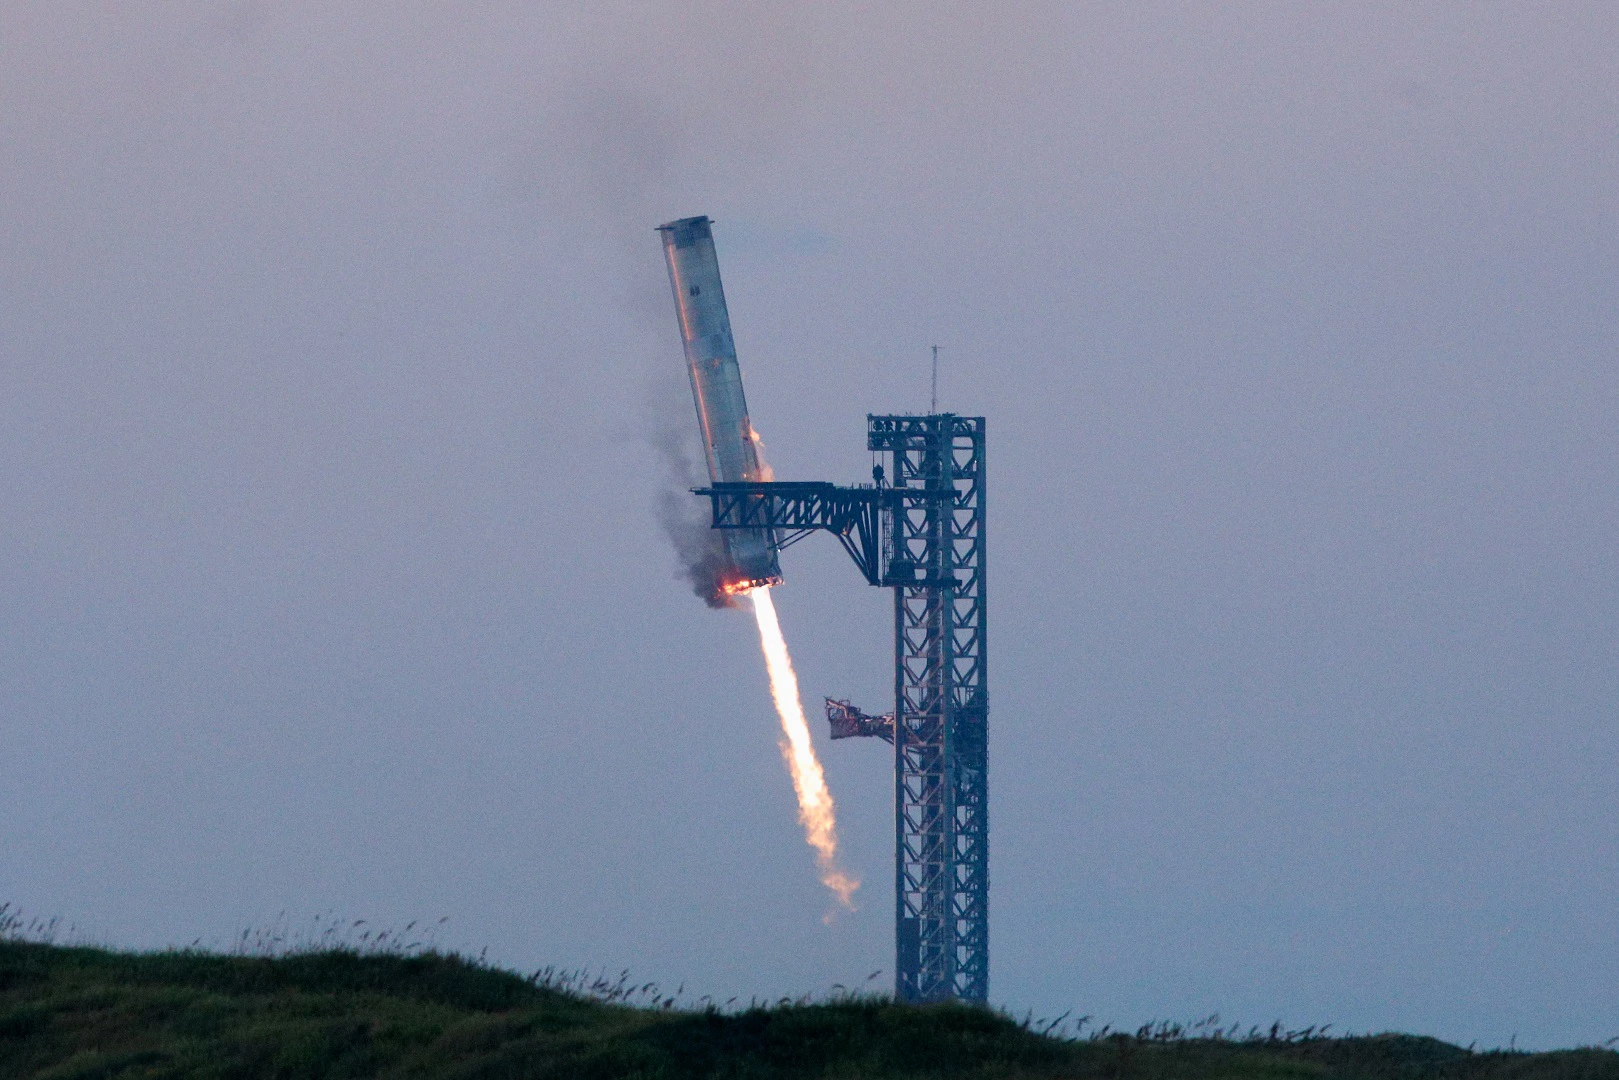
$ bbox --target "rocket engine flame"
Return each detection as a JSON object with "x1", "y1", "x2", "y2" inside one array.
[{"x1": 746, "y1": 585, "x2": 859, "y2": 910}]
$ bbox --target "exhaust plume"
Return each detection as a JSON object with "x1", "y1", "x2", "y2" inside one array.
[{"x1": 747, "y1": 585, "x2": 859, "y2": 910}]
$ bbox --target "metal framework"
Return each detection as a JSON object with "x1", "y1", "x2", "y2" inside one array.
[
  {"x1": 826, "y1": 699, "x2": 894, "y2": 742},
  {"x1": 701, "y1": 481, "x2": 883, "y2": 585},
  {"x1": 698, "y1": 413, "x2": 987, "y2": 1003}
]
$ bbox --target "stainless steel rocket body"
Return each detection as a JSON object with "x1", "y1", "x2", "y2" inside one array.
[{"x1": 658, "y1": 215, "x2": 781, "y2": 588}]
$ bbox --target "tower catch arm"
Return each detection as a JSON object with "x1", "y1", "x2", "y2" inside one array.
[{"x1": 695, "y1": 481, "x2": 886, "y2": 586}]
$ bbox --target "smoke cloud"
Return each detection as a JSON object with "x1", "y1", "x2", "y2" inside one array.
[
  {"x1": 513, "y1": 83, "x2": 740, "y2": 607},
  {"x1": 650, "y1": 397, "x2": 737, "y2": 609}
]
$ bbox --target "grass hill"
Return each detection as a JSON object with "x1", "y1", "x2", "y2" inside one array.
[{"x1": 1, "y1": 940, "x2": 1614, "y2": 1079}]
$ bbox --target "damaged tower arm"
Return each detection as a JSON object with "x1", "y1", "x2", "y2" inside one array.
[{"x1": 825, "y1": 698, "x2": 894, "y2": 743}]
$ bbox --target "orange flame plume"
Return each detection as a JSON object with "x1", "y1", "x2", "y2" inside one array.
[{"x1": 746, "y1": 585, "x2": 859, "y2": 910}]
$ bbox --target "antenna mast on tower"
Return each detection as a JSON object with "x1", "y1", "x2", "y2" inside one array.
[{"x1": 930, "y1": 345, "x2": 939, "y2": 414}]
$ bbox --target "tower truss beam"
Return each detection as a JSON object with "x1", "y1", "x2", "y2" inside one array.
[{"x1": 696, "y1": 481, "x2": 884, "y2": 585}]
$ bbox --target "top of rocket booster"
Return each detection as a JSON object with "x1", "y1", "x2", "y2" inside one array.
[
  {"x1": 658, "y1": 216, "x2": 736, "y2": 361},
  {"x1": 656, "y1": 215, "x2": 713, "y2": 247}
]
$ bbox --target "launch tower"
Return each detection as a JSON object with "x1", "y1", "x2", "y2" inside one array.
[{"x1": 698, "y1": 415, "x2": 988, "y2": 1003}]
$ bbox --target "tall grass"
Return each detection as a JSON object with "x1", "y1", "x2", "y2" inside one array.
[
  {"x1": 2, "y1": 907, "x2": 1617, "y2": 1078},
  {"x1": 226, "y1": 912, "x2": 454, "y2": 959}
]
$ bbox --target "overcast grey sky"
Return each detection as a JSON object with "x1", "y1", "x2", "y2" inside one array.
[{"x1": 2, "y1": 1, "x2": 1615, "y2": 1048}]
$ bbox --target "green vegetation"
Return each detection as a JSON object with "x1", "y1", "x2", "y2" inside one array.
[{"x1": 1, "y1": 939, "x2": 1614, "y2": 1079}]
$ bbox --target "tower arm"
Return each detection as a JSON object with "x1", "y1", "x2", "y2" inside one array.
[
  {"x1": 825, "y1": 698, "x2": 894, "y2": 743},
  {"x1": 695, "y1": 481, "x2": 886, "y2": 585}
]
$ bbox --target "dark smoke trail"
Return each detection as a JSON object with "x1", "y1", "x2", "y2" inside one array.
[
  {"x1": 512, "y1": 86, "x2": 736, "y2": 607},
  {"x1": 650, "y1": 415, "x2": 736, "y2": 609}
]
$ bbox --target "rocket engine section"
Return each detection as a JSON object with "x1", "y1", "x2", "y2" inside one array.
[{"x1": 659, "y1": 215, "x2": 782, "y2": 590}]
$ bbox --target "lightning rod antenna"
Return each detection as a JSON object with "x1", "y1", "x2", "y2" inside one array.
[{"x1": 930, "y1": 345, "x2": 939, "y2": 414}]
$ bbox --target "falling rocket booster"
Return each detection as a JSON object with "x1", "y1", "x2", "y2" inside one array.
[{"x1": 658, "y1": 215, "x2": 782, "y2": 590}]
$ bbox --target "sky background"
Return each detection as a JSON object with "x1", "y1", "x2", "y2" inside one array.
[{"x1": 2, "y1": 1, "x2": 1616, "y2": 1049}]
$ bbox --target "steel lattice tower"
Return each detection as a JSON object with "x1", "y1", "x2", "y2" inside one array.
[
  {"x1": 874, "y1": 415, "x2": 987, "y2": 1002},
  {"x1": 697, "y1": 413, "x2": 987, "y2": 1004}
]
